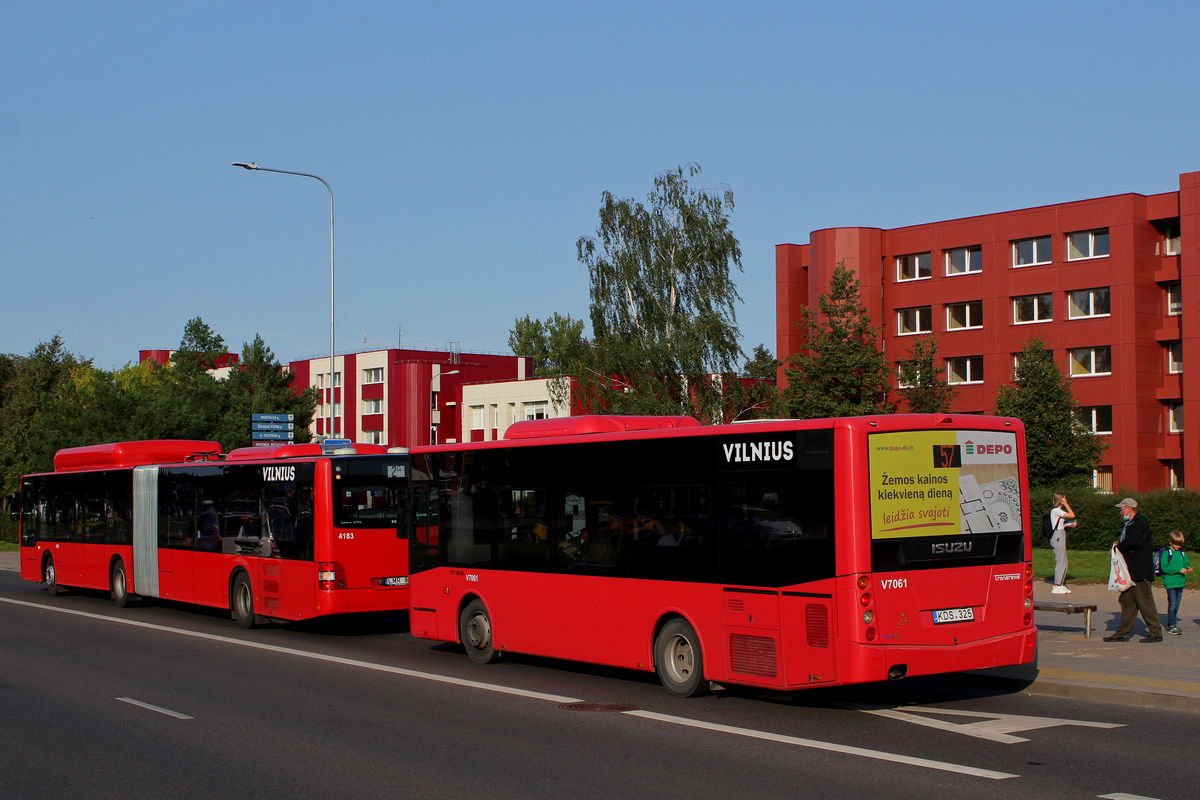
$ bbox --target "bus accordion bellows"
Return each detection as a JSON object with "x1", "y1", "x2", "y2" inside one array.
[
  {"x1": 14, "y1": 439, "x2": 413, "y2": 626},
  {"x1": 407, "y1": 413, "x2": 1037, "y2": 696}
]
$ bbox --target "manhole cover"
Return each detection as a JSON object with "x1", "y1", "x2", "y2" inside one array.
[{"x1": 559, "y1": 702, "x2": 640, "y2": 712}]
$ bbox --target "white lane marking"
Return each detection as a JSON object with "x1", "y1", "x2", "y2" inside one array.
[
  {"x1": 1099, "y1": 794, "x2": 1162, "y2": 800},
  {"x1": 117, "y1": 697, "x2": 193, "y2": 719},
  {"x1": 625, "y1": 710, "x2": 1016, "y2": 780},
  {"x1": 844, "y1": 704, "x2": 1123, "y2": 744},
  {"x1": 0, "y1": 597, "x2": 580, "y2": 704},
  {"x1": 4, "y1": 597, "x2": 1015, "y2": 779}
]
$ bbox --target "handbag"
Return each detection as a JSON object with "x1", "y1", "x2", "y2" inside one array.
[{"x1": 1108, "y1": 545, "x2": 1134, "y2": 592}]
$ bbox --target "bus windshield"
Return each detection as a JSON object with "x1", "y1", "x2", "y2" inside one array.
[{"x1": 331, "y1": 456, "x2": 411, "y2": 528}]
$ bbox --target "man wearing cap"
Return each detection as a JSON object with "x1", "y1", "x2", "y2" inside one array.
[{"x1": 1104, "y1": 498, "x2": 1164, "y2": 642}]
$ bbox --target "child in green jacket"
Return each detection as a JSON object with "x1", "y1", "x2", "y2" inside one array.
[{"x1": 1162, "y1": 530, "x2": 1194, "y2": 635}]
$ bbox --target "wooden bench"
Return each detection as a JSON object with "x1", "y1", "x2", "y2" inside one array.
[{"x1": 1033, "y1": 601, "x2": 1099, "y2": 638}]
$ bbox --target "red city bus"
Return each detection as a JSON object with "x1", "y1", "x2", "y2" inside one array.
[
  {"x1": 407, "y1": 414, "x2": 1037, "y2": 696},
  {"x1": 16, "y1": 439, "x2": 413, "y2": 626}
]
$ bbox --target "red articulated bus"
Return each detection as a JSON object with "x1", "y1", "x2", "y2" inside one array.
[
  {"x1": 407, "y1": 414, "x2": 1037, "y2": 696},
  {"x1": 15, "y1": 439, "x2": 413, "y2": 626}
]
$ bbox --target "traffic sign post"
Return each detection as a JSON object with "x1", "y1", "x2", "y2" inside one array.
[{"x1": 251, "y1": 413, "x2": 295, "y2": 443}]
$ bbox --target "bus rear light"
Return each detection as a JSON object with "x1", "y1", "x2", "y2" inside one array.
[
  {"x1": 1024, "y1": 597, "x2": 1032, "y2": 610},
  {"x1": 856, "y1": 575, "x2": 871, "y2": 590},
  {"x1": 862, "y1": 610, "x2": 873, "y2": 624},
  {"x1": 859, "y1": 592, "x2": 872, "y2": 607},
  {"x1": 865, "y1": 627, "x2": 877, "y2": 642},
  {"x1": 1024, "y1": 563, "x2": 1034, "y2": 578},
  {"x1": 1024, "y1": 580, "x2": 1033, "y2": 594},
  {"x1": 318, "y1": 562, "x2": 345, "y2": 591},
  {"x1": 1024, "y1": 612, "x2": 1032, "y2": 627}
]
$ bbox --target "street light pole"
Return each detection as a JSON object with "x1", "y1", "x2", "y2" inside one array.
[{"x1": 233, "y1": 161, "x2": 337, "y2": 439}]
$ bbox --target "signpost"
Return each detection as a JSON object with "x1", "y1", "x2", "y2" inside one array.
[{"x1": 252, "y1": 413, "x2": 295, "y2": 446}]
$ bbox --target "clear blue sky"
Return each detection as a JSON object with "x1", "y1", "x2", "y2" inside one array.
[{"x1": 3, "y1": 1, "x2": 1199, "y2": 370}]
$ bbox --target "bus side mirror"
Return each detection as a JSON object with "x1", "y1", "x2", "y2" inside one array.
[{"x1": 7, "y1": 493, "x2": 18, "y2": 521}]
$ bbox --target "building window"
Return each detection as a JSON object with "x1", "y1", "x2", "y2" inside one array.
[
  {"x1": 945, "y1": 245, "x2": 982, "y2": 275},
  {"x1": 1168, "y1": 401, "x2": 1184, "y2": 433},
  {"x1": 1069, "y1": 346, "x2": 1112, "y2": 376},
  {"x1": 1013, "y1": 236, "x2": 1051, "y2": 267},
  {"x1": 364, "y1": 398, "x2": 383, "y2": 414},
  {"x1": 1166, "y1": 282, "x2": 1182, "y2": 316},
  {"x1": 897, "y1": 306, "x2": 933, "y2": 335},
  {"x1": 1169, "y1": 460, "x2": 1184, "y2": 489},
  {"x1": 1067, "y1": 228, "x2": 1109, "y2": 260},
  {"x1": 1093, "y1": 466, "x2": 1113, "y2": 493},
  {"x1": 947, "y1": 356, "x2": 983, "y2": 384},
  {"x1": 363, "y1": 367, "x2": 383, "y2": 383},
  {"x1": 1067, "y1": 287, "x2": 1111, "y2": 319},
  {"x1": 332, "y1": 401, "x2": 341, "y2": 418},
  {"x1": 524, "y1": 401, "x2": 549, "y2": 421},
  {"x1": 896, "y1": 252, "x2": 932, "y2": 282},
  {"x1": 1167, "y1": 341, "x2": 1183, "y2": 374},
  {"x1": 1013, "y1": 294, "x2": 1052, "y2": 324},
  {"x1": 365, "y1": 431, "x2": 383, "y2": 445},
  {"x1": 470, "y1": 405, "x2": 485, "y2": 430},
  {"x1": 946, "y1": 300, "x2": 983, "y2": 330},
  {"x1": 1076, "y1": 406, "x2": 1113, "y2": 434},
  {"x1": 1164, "y1": 221, "x2": 1181, "y2": 256}
]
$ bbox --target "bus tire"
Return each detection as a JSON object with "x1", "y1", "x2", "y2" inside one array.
[
  {"x1": 232, "y1": 573, "x2": 257, "y2": 629},
  {"x1": 459, "y1": 599, "x2": 500, "y2": 664},
  {"x1": 654, "y1": 618, "x2": 707, "y2": 697},
  {"x1": 111, "y1": 560, "x2": 133, "y2": 608},
  {"x1": 44, "y1": 555, "x2": 63, "y2": 597}
]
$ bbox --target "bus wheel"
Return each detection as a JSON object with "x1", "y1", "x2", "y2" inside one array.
[
  {"x1": 44, "y1": 555, "x2": 62, "y2": 597},
  {"x1": 111, "y1": 560, "x2": 132, "y2": 608},
  {"x1": 654, "y1": 618, "x2": 707, "y2": 697},
  {"x1": 459, "y1": 599, "x2": 499, "y2": 664},
  {"x1": 232, "y1": 574, "x2": 256, "y2": 629}
]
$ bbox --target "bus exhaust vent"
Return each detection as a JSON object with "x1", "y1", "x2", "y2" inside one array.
[
  {"x1": 729, "y1": 634, "x2": 778, "y2": 678},
  {"x1": 805, "y1": 604, "x2": 831, "y2": 648}
]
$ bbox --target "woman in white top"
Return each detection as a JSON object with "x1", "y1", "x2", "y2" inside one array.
[{"x1": 1050, "y1": 492, "x2": 1076, "y2": 594}]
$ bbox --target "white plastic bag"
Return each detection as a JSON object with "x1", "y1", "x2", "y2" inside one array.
[{"x1": 1108, "y1": 545, "x2": 1134, "y2": 592}]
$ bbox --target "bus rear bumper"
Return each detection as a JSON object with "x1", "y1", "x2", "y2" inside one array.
[{"x1": 841, "y1": 628, "x2": 1038, "y2": 685}]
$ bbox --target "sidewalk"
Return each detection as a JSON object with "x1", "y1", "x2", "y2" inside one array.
[
  {"x1": 2, "y1": 549, "x2": 1195, "y2": 710},
  {"x1": 978, "y1": 579, "x2": 1200, "y2": 712}
]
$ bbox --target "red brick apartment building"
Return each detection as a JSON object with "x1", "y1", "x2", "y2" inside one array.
[{"x1": 777, "y1": 170, "x2": 1200, "y2": 492}]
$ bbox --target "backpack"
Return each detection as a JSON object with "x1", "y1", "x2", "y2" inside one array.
[
  {"x1": 1154, "y1": 547, "x2": 1167, "y2": 577},
  {"x1": 1041, "y1": 512, "x2": 1055, "y2": 540}
]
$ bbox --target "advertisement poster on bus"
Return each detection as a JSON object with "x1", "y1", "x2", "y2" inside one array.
[{"x1": 868, "y1": 430, "x2": 1021, "y2": 540}]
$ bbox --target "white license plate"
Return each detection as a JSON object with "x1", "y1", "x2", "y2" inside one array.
[{"x1": 932, "y1": 607, "x2": 974, "y2": 624}]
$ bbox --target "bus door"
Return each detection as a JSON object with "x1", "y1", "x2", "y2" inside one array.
[{"x1": 132, "y1": 466, "x2": 161, "y2": 599}]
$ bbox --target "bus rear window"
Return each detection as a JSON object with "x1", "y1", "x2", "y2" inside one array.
[
  {"x1": 332, "y1": 456, "x2": 410, "y2": 528},
  {"x1": 867, "y1": 429, "x2": 1023, "y2": 571}
]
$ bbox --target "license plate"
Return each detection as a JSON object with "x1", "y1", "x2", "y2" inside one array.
[{"x1": 932, "y1": 607, "x2": 974, "y2": 624}]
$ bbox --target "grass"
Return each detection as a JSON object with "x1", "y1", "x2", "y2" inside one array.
[
  {"x1": 1033, "y1": 546, "x2": 1199, "y2": 585},
  {"x1": 0, "y1": 541, "x2": 18, "y2": 552}
]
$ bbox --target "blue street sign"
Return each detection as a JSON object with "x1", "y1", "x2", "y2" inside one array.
[
  {"x1": 252, "y1": 422, "x2": 294, "y2": 432},
  {"x1": 252, "y1": 413, "x2": 295, "y2": 423},
  {"x1": 251, "y1": 431, "x2": 293, "y2": 441}
]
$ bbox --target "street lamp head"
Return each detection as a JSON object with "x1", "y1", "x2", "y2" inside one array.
[
  {"x1": 443, "y1": 370, "x2": 461, "y2": 377},
  {"x1": 232, "y1": 162, "x2": 259, "y2": 170}
]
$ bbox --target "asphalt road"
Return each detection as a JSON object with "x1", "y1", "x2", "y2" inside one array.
[{"x1": 0, "y1": 570, "x2": 1192, "y2": 800}]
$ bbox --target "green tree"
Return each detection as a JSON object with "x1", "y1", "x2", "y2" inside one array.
[
  {"x1": 782, "y1": 260, "x2": 892, "y2": 418},
  {"x1": 993, "y1": 338, "x2": 1106, "y2": 487},
  {"x1": 508, "y1": 312, "x2": 588, "y2": 377},
  {"x1": 570, "y1": 163, "x2": 744, "y2": 419},
  {"x1": 743, "y1": 344, "x2": 780, "y2": 381},
  {"x1": 896, "y1": 335, "x2": 958, "y2": 413}
]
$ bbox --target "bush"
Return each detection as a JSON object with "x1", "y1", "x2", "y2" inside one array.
[{"x1": 1030, "y1": 486, "x2": 1200, "y2": 551}]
